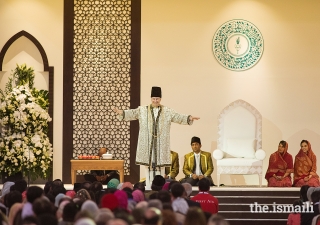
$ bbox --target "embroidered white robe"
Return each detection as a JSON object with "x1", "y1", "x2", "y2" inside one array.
[{"x1": 119, "y1": 105, "x2": 192, "y2": 167}]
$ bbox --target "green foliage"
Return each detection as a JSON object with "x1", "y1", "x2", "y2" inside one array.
[
  {"x1": 31, "y1": 89, "x2": 49, "y2": 110},
  {"x1": 13, "y1": 64, "x2": 35, "y2": 89}
]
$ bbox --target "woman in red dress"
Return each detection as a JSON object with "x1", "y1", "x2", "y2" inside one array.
[
  {"x1": 293, "y1": 140, "x2": 320, "y2": 187},
  {"x1": 265, "y1": 140, "x2": 293, "y2": 187}
]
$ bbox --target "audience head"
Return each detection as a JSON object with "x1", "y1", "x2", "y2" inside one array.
[
  {"x1": 311, "y1": 190, "x2": 320, "y2": 203},
  {"x1": 5, "y1": 190, "x2": 22, "y2": 210},
  {"x1": 182, "y1": 183, "x2": 192, "y2": 197},
  {"x1": 133, "y1": 182, "x2": 145, "y2": 192},
  {"x1": 32, "y1": 197, "x2": 54, "y2": 216},
  {"x1": 63, "y1": 201, "x2": 79, "y2": 222},
  {"x1": 100, "y1": 194, "x2": 119, "y2": 211},
  {"x1": 148, "y1": 199, "x2": 163, "y2": 210},
  {"x1": 156, "y1": 190, "x2": 171, "y2": 203},
  {"x1": 168, "y1": 181, "x2": 179, "y2": 192},
  {"x1": 95, "y1": 208, "x2": 114, "y2": 225},
  {"x1": 121, "y1": 182, "x2": 133, "y2": 190},
  {"x1": 13, "y1": 179, "x2": 28, "y2": 194},
  {"x1": 151, "y1": 176, "x2": 166, "y2": 191},
  {"x1": 108, "y1": 179, "x2": 120, "y2": 189},
  {"x1": 161, "y1": 209, "x2": 177, "y2": 225},
  {"x1": 207, "y1": 214, "x2": 230, "y2": 225},
  {"x1": 132, "y1": 189, "x2": 145, "y2": 203},
  {"x1": 75, "y1": 189, "x2": 91, "y2": 201},
  {"x1": 184, "y1": 207, "x2": 206, "y2": 225},
  {"x1": 26, "y1": 186, "x2": 44, "y2": 203},
  {"x1": 300, "y1": 185, "x2": 310, "y2": 202},
  {"x1": 198, "y1": 178, "x2": 210, "y2": 192},
  {"x1": 143, "y1": 207, "x2": 162, "y2": 225},
  {"x1": 170, "y1": 183, "x2": 184, "y2": 198}
]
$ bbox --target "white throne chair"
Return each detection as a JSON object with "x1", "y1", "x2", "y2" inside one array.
[{"x1": 212, "y1": 100, "x2": 266, "y2": 187}]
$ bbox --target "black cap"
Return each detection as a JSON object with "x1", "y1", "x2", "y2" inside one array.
[
  {"x1": 191, "y1": 136, "x2": 201, "y2": 145},
  {"x1": 151, "y1": 86, "x2": 162, "y2": 98}
]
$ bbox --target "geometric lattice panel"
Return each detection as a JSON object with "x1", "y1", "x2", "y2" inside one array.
[{"x1": 73, "y1": 0, "x2": 131, "y2": 175}]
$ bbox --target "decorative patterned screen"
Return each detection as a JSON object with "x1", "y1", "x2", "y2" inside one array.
[{"x1": 73, "y1": 0, "x2": 131, "y2": 175}]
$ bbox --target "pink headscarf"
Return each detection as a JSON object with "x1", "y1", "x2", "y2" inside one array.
[
  {"x1": 100, "y1": 194, "x2": 119, "y2": 211},
  {"x1": 132, "y1": 189, "x2": 145, "y2": 203},
  {"x1": 114, "y1": 190, "x2": 128, "y2": 210},
  {"x1": 121, "y1": 182, "x2": 133, "y2": 190}
]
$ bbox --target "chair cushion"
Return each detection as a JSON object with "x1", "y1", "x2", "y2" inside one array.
[
  {"x1": 213, "y1": 149, "x2": 224, "y2": 160},
  {"x1": 225, "y1": 138, "x2": 255, "y2": 159}
]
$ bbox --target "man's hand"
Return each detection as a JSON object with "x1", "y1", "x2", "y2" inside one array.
[
  {"x1": 198, "y1": 175, "x2": 204, "y2": 180},
  {"x1": 192, "y1": 174, "x2": 198, "y2": 179},
  {"x1": 189, "y1": 116, "x2": 200, "y2": 121},
  {"x1": 113, "y1": 107, "x2": 123, "y2": 115},
  {"x1": 164, "y1": 174, "x2": 168, "y2": 179}
]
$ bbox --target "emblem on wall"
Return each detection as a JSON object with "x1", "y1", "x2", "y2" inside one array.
[{"x1": 212, "y1": 19, "x2": 264, "y2": 71}]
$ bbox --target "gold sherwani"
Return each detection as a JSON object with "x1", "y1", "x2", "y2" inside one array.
[
  {"x1": 183, "y1": 151, "x2": 214, "y2": 177},
  {"x1": 165, "y1": 151, "x2": 179, "y2": 179},
  {"x1": 119, "y1": 105, "x2": 191, "y2": 166}
]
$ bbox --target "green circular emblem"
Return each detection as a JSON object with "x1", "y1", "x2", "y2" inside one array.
[{"x1": 212, "y1": 19, "x2": 264, "y2": 71}]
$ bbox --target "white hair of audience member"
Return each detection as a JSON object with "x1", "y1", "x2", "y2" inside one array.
[
  {"x1": 117, "y1": 183, "x2": 123, "y2": 190},
  {"x1": 181, "y1": 183, "x2": 192, "y2": 197},
  {"x1": 0, "y1": 182, "x2": 14, "y2": 200},
  {"x1": 55, "y1": 193, "x2": 67, "y2": 207},
  {"x1": 172, "y1": 197, "x2": 189, "y2": 215},
  {"x1": 135, "y1": 201, "x2": 148, "y2": 210},
  {"x1": 75, "y1": 218, "x2": 96, "y2": 225},
  {"x1": 95, "y1": 208, "x2": 114, "y2": 224},
  {"x1": 107, "y1": 218, "x2": 129, "y2": 225},
  {"x1": 81, "y1": 200, "x2": 100, "y2": 218},
  {"x1": 148, "y1": 199, "x2": 163, "y2": 210}
]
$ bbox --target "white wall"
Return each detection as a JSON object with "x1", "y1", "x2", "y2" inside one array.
[
  {"x1": 141, "y1": 0, "x2": 320, "y2": 185},
  {"x1": 0, "y1": 0, "x2": 64, "y2": 180}
]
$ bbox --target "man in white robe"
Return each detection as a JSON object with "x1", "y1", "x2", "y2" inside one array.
[{"x1": 113, "y1": 86, "x2": 199, "y2": 183}]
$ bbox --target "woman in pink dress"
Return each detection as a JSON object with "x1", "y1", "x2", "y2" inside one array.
[
  {"x1": 293, "y1": 140, "x2": 320, "y2": 187},
  {"x1": 265, "y1": 140, "x2": 293, "y2": 187}
]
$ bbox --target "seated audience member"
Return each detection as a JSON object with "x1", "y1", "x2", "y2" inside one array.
[
  {"x1": 181, "y1": 136, "x2": 214, "y2": 186},
  {"x1": 171, "y1": 183, "x2": 189, "y2": 215},
  {"x1": 145, "y1": 176, "x2": 166, "y2": 200},
  {"x1": 164, "y1": 150, "x2": 179, "y2": 180},
  {"x1": 84, "y1": 147, "x2": 120, "y2": 184},
  {"x1": 207, "y1": 214, "x2": 230, "y2": 225},
  {"x1": 22, "y1": 186, "x2": 44, "y2": 219},
  {"x1": 301, "y1": 190, "x2": 320, "y2": 225},
  {"x1": 300, "y1": 185, "x2": 310, "y2": 202},
  {"x1": 184, "y1": 207, "x2": 207, "y2": 225},
  {"x1": 265, "y1": 140, "x2": 293, "y2": 187},
  {"x1": 293, "y1": 140, "x2": 320, "y2": 187},
  {"x1": 287, "y1": 199, "x2": 302, "y2": 225},
  {"x1": 182, "y1": 183, "x2": 201, "y2": 208},
  {"x1": 143, "y1": 207, "x2": 163, "y2": 225},
  {"x1": 191, "y1": 178, "x2": 218, "y2": 214}
]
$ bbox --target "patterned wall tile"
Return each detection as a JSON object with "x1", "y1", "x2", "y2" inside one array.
[{"x1": 73, "y1": 0, "x2": 131, "y2": 175}]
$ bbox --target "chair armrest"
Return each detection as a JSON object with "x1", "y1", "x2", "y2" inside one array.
[
  {"x1": 255, "y1": 149, "x2": 266, "y2": 160},
  {"x1": 213, "y1": 149, "x2": 224, "y2": 160}
]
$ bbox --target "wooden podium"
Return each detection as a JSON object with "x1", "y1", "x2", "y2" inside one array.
[{"x1": 70, "y1": 159, "x2": 124, "y2": 184}]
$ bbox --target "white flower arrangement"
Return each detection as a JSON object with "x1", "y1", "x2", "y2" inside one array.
[{"x1": 0, "y1": 64, "x2": 53, "y2": 180}]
